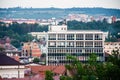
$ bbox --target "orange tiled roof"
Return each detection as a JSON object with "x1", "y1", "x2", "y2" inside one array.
[
  {"x1": 53, "y1": 66, "x2": 66, "y2": 74},
  {"x1": 32, "y1": 54, "x2": 41, "y2": 57},
  {"x1": 25, "y1": 65, "x2": 66, "y2": 75}
]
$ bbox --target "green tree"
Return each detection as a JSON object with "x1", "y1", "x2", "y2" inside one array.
[
  {"x1": 11, "y1": 39, "x2": 20, "y2": 48},
  {"x1": 33, "y1": 57, "x2": 40, "y2": 63},
  {"x1": 63, "y1": 52, "x2": 120, "y2": 80},
  {"x1": 60, "y1": 76, "x2": 73, "y2": 80},
  {"x1": 83, "y1": 53, "x2": 98, "y2": 80},
  {"x1": 96, "y1": 63, "x2": 106, "y2": 80},
  {"x1": 65, "y1": 55, "x2": 85, "y2": 80},
  {"x1": 108, "y1": 49, "x2": 120, "y2": 68},
  {"x1": 0, "y1": 46, "x2": 5, "y2": 52},
  {"x1": 45, "y1": 70, "x2": 54, "y2": 80},
  {"x1": 65, "y1": 53, "x2": 105, "y2": 80},
  {"x1": 106, "y1": 49, "x2": 120, "y2": 80},
  {"x1": 0, "y1": 22, "x2": 48, "y2": 48}
]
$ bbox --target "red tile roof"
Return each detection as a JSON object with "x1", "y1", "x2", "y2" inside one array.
[
  {"x1": 53, "y1": 66, "x2": 66, "y2": 74},
  {"x1": 25, "y1": 65, "x2": 66, "y2": 75}
]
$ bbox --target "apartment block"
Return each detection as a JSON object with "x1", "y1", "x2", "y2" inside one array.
[{"x1": 46, "y1": 25, "x2": 105, "y2": 65}]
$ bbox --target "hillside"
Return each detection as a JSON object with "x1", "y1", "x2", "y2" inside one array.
[{"x1": 0, "y1": 7, "x2": 120, "y2": 19}]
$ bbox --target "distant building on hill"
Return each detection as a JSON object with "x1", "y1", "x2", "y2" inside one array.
[{"x1": 104, "y1": 42, "x2": 120, "y2": 55}]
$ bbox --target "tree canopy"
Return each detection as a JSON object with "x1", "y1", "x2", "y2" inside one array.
[
  {"x1": 61, "y1": 52, "x2": 120, "y2": 80},
  {"x1": 0, "y1": 22, "x2": 48, "y2": 48}
]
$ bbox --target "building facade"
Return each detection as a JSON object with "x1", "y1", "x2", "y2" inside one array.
[
  {"x1": 22, "y1": 42, "x2": 41, "y2": 58},
  {"x1": 0, "y1": 53, "x2": 25, "y2": 79},
  {"x1": 46, "y1": 25, "x2": 105, "y2": 65},
  {"x1": 21, "y1": 42, "x2": 41, "y2": 63},
  {"x1": 104, "y1": 42, "x2": 120, "y2": 54}
]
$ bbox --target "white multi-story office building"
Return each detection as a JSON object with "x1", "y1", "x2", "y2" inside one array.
[{"x1": 46, "y1": 25, "x2": 105, "y2": 65}]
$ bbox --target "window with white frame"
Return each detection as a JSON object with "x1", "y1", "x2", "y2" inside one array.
[
  {"x1": 76, "y1": 41, "x2": 84, "y2": 47},
  {"x1": 67, "y1": 41, "x2": 74, "y2": 47},
  {"x1": 85, "y1": 41, "x2": 93, "y2": 47},
  {"x1": 94, "y1": 41, "x2": 102, "y2": 47},
  {"x1": 48, "y1": 41, "x2": 56, "y2": 47},
  {"x1": 58, "y1": 34, "x2": 65, "y2": 40},
  {"x1": 57, "y1": 41, "x2": 65, "y2": 47},
  {"x1": 67, "y1": 34, "x2": 74, "y2": 40},
  {"x1": 95, "y1": 34, "x2": 102, "y2": 40},
  {"x1": 76, "y1": 34, "x2": 84, "y2": 40},
  {"x1": 85, "y1": 34, "x2": 93, "y2": 40},
  {"x1": 48, "y1": 34, "x2": 56, "y2": 40}
]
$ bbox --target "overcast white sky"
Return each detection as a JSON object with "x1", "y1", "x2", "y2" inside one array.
[{"x1": 0, "y1": 0, "x2": 120, "y2": 9}]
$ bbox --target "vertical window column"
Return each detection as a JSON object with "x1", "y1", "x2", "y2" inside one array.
[
  {"x1": 74, "y1": 34, "x2": 76, "y2": 47},
  {"x1": 56, "y1": 34, "x2": 58, "y2": 47},
  {"x1": 83, "y1": 34, "x2": 85, "y2": 48},
  {"x1": 65, "y1": 34, "x2": 67, "y2": 47},
  {"x1": 93, "y1": 34, "x2": 95, "y2": 48}
]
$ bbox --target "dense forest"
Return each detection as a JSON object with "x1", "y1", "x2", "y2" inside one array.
[{"x1": 0, "y1": 20, "x2": 120, "y2": 48}]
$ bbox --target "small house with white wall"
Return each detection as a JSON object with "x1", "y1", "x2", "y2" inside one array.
[{"x1": 0, "y1": 53, "x2": 25, "y2": 79}]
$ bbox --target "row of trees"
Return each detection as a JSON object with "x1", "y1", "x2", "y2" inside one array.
[
  {"x1": 0, "y1": 20, "x2": 120, "y2": 47},
  {"x1": 0, "y1": 22, "x2": 48, "y2": 47},
  {"x1": 67, "y1": 20, "x2": 120, "y2": 42},
  {"x1": 0, "y1": 22, "x2": 47, "y2": 36},
  {"x1": 45, "y1": 50, "x2": 120, "y2": 80},
  {"x1": 67, "y1": 20, "x2": 120, "y2": 34}
]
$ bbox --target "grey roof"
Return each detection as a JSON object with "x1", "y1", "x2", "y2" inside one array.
[{"x1": 0, "y1": 53, "x2": 22, "y2": 65}]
